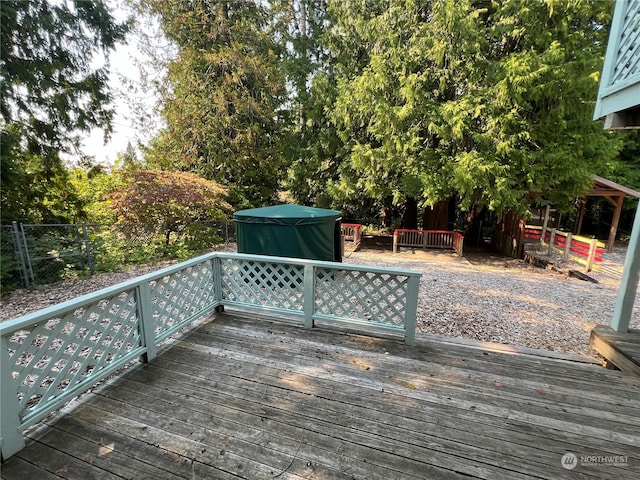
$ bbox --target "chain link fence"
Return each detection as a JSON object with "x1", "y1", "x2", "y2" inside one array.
[{"x1": 1, "y1": 220, "x2": 236, "y2": 291}]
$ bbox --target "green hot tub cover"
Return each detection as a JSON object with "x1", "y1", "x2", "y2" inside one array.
[{"x1": 234, "y1": 204, "x2": 342, "y2": 262}]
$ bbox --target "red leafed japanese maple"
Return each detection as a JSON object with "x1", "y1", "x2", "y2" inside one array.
[{"x1": 109, "y1": 170, "x2": 231, "y2": 244}]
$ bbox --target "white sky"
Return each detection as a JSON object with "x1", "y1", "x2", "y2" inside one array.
[
  {"x1": 78, "y1": 2, "x2": 164, "y2": 166},
  {"x1": 79, "y1": 45, "x2": 143, "y2": 164}
]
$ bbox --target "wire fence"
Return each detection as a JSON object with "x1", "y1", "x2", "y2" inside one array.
[{"x1": 1, "y1": 220, "x2": 236, "y2": 291}]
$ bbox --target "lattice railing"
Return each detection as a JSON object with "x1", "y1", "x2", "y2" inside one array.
[
  {"x1": 1, "y1": 252, "x2": 420, "y2": 460},
  {"x1": 219, "y1": 257, "x2": 305, "y2": 315},
  {"x1": 4, "y1": 289, "x2": 142, "y2": 429},
  {"x1": 314, "y1": 268, "x2": 411, "y2": 328},
  {"x1": 0, "y1": 253, "x2": 220, "y2": 460},
  {"x1": 609, "y1": 0, "x2": 640, "y2": 88},
  {"x1": 594, "y1": 0, "x2": 640, "y2": 121},
  {"x1": 148, "y1": 259, "x2": 217, "y2": 343}
]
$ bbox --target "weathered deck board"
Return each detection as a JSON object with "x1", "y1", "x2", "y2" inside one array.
[
  {"x1": 175, "y1": 331, "x2": 640, "y2": 447},
  {"x1": 115, "y1": 356, "x2": 615, "y2": 479},
  {"x1": 194, "y1": 319, "x2": 640, "y2": 408},
  {"x1": 590, "y1": 326, "x2": 640, "y2": 376},
  {"x1": 2, "y1": 313, "x2": 640, "y2": 479}
]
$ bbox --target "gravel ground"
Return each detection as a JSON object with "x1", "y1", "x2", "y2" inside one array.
[
  {"x1": 1, "y1": 242, "x2": 638, "y2": 358},
  {"x1": 346, "y1": 242, "x2": 639, "y2": 358}
]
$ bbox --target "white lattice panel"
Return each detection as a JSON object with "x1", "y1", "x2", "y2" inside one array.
[
  {"x1": 314, "y1": 268, "x2": 408, "y2": 327},
  {"x1": 5, "y1": 290, "x2": 141, "y2": 422},
  {"x1": 148, "y1": 260, "x2": 217, "y2": 338},
  {"x1": 220, "y1": 258, "x2": 304, "y2": 312}
]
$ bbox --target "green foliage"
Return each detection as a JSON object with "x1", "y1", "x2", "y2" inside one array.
[
  {"x1": 139, "y1": 0, "x2": 286, "y2": 207},
  {"x1": 1, "y1": 126, "x2": 86, "y2": 223},
  {"x1": 69, "y1": 165, "x2": 126, "y2": 224},
  {"x1": 108, "y1": 169, "x2": 231, "y2": 245},
  {"x1": 3, "y1": 0, "x2": 631, "y2": 237},
  {"x1": 88, "y1": 228, "x2": 160, "y2": 270},
  {"x1": 88, "y1": 220, "x2": 227, "y2": 271},
  {"x1": 270, "y1": 1, "x2": 339, "y2": 207},
  {"x1": 0, "y1": 0, "x2": 128, "y2": 224},
  {"x1": 24, "y1": 231, "x2": 83, "y2": 285},
  {"x1": 467, "y1": 0, "x2": 622, "y2": 213},
  {"x1": 322, "y1": 0, "x2": 622, "y2": 221},
  {"x1": 599, "y1": 131, "x2": 640, "y2": 193},
  {"x1": 0, "y1": 227, "x2": 22, "y2": 291},
  {"x1": 285, "y1": 71, "x2": 345, "y2": 209}
]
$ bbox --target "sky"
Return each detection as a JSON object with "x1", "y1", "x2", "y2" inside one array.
[
  {"x1": 79, "y1": 45, "x2": 142, "y2": 164},
  {"x1": 77, "y1": 3, "x2": 163, "y2": 166}
]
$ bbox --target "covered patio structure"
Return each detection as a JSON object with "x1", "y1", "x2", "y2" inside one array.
[{"x1": 575, "y1": 175, "x2": 640, "y2": 253}]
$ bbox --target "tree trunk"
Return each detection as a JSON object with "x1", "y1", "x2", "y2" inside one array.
[
  {"x1": 402, "y1": 197, "x2": 418, "y2": 229},
  {"x1": 422, "y1": 199, "x2": 449, "y2": 230},
  {"x1": 382, "y1": 207, "x2": 391, "y2": 227},
  {"x1": 465, "y1": 203, "x2": 486, "y2": 246}
]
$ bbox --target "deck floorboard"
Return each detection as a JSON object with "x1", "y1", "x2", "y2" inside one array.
[
  {"x1": 2, "y1": 313, "x2": 640, "y2": 479},
  {"x1": 590, "y1": 326, "x2": 640, "y2": 376}
]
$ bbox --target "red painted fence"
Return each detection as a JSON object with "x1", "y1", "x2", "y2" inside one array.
[{"x1": 524, "y1": 225, "x2": 604, "y2": 272}]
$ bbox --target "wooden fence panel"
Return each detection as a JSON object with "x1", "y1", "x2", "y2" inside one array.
[
  {"x1": 526, "y1": 225, "x2": 605, "y2": 272},
  {"x1": 393, "y1": 229, "x2": 463, "y2": 256}
]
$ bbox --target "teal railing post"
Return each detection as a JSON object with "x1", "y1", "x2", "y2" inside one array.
[
  {"x1": 404, "y1": 275, "x2": 420, "y2": 346},
  {"x1": 0, "y1": 336, "x2": 25, "y2": 460},
  {"x1": 137, "y1": 282, "x2": 157, "y2": 363},
  {"x1": 303, "y1": 264, "x2": 315, "y2": 329}
]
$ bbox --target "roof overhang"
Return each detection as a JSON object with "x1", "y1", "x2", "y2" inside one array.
[{"x1": 590, "y1": 175, "x2": 640, "y2": 199}]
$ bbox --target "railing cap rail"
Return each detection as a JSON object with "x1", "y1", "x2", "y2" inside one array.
[
  {"x1": 219, "y1": 252, "x2": 422, "y2": 277},
  {"x1": 395, "y1": 228, "x2": 463, "y2": 235}
]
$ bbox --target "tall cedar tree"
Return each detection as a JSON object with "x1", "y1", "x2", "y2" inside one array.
[
  {"x1": 0, "y1": 0, "x2": 128, "y2": 223},
  {"x1": 142, "y1": 0, "x2": 286, "y2": 208},
  {"x1": 320, "y1": 0, "x2": 623, "y2": 227},
  {"x1": 269, "y1": 1, "x2": 345, "y2": 210}
]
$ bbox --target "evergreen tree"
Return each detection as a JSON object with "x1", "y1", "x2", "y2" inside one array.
[
  {"x1": 267, "y1": 1, "x2": 346, "y2": 209},
  {"x1": 141, "y1": 0, "x2": 286, "y2": 208},
  {"x1": 323, "y1": 0, "x2": 623, "y2": 227},
  {"x1": 0, "y1": 0, "x2": 128, "y2": 223}
]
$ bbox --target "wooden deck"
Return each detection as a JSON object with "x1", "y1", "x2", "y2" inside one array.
[
  {"x1": 2, "y1": 313, "x2": 640, "y2": 479},
  {"x1": 590, "y1": 326, "x2": 640, "y2": 376}
]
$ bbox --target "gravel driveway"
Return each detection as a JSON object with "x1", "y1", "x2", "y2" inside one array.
[
  {"x1": 347, "y1": 243, "x2": 639, "y2": 358},
  {"x1": 2, "y1": 242, "x2": 638, "y2": 358}
]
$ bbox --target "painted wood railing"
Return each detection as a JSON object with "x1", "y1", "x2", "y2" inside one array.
[
  {"x1": 341, "y1": 223, "x2": 362, "y2": 245},
  {"x1": 393, "y1": 229, "x2": 464, "y2": 257},
  {"x1": 0, "y1": 252, "x2": 420, "y2": 460},
  {"x1": 524, "y1": 225, "x2": 604, "y2": 273}
]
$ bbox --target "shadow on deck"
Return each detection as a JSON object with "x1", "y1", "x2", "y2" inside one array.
[{"x1": 2, "y1": 312, "x2": 640, "y2": 480}]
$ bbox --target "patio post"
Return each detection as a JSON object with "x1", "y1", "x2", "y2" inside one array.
[{"x1": 303, "y1": 264, "x2": 315, "y2": 329}]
